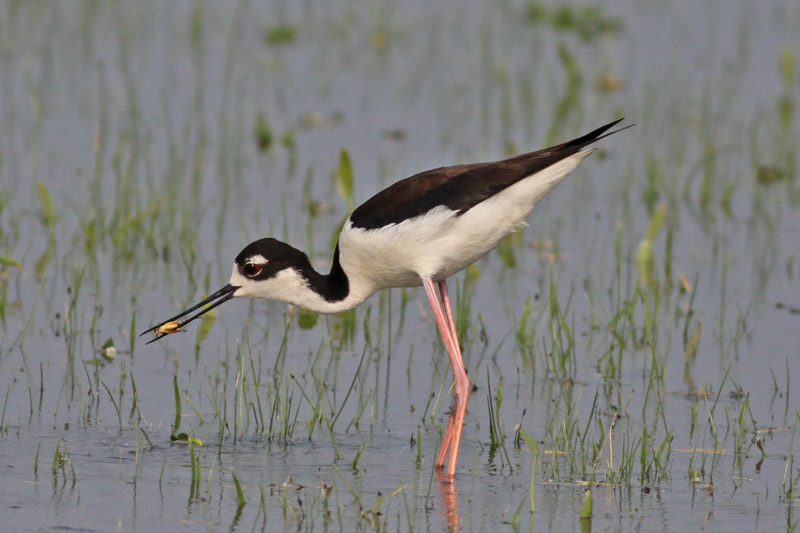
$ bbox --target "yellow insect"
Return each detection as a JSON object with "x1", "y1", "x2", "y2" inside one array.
[
  {"x1": 141, "y1": 319, "x2": 186, "y2": 345},
  {"x1": 155, "y1": 321, "x2": 183, "y2": 337}
]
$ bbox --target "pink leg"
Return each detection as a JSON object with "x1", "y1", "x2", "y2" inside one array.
[
  {"x1": 431, "y1": 280, "x2": 459, "y2": 465},
  {"x1": 436, "y1": 279, "x2": 470, "y2": 477},
  {"x1": 438, "y1": 280, "x2": 460, "y2": 356},
  {"x1": 422, "y1": 276, "x2": 471, "y2": 478}
]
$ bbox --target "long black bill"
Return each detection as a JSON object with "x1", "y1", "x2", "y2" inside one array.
[{"x1": 140, "y1": 284, "x2": 238, "y2": 344}]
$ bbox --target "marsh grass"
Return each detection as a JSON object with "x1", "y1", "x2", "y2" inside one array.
[{"x1": 1, "y1": 1, "x2": 799, "y2": 530}]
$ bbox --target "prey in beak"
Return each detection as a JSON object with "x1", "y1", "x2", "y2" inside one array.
[{"x1": 140, "y1": 284, "x2": 238, "y2": 344}]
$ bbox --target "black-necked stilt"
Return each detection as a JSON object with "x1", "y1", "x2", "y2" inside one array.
[{"x1": 142, "y1": 118, "x2": 629, "y2": 477}]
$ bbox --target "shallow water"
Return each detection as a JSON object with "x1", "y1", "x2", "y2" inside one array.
[{"x1": 1, "y1": 0, "x2": 799, "y2": 530}]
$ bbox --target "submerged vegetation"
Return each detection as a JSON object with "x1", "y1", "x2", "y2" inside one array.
[{"x1": 0, "y1": 0, "x2": 798, "y2": 530}]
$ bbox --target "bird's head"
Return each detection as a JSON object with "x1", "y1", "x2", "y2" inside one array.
[
  {"x1": 140, "y1": 238, "x2": 311, "y2": 344},
  {"x1": 229, "y1": 238, "x2": 313, "y2": 298}
]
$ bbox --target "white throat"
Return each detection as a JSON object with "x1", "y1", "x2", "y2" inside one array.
[{"x1": 228, "y1": 263, "x2": 373, "y2": 315}]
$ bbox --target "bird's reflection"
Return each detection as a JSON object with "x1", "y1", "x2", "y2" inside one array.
[{"x1": 437, "y1": 469, "x2": 462, "y2": 531}]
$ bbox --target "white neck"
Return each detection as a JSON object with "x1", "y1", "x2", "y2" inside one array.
[{"x1": 228, "y1": 259, "x2": 375, "y2": 315}]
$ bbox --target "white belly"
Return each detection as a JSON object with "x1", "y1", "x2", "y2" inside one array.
[{"x1": 338, "y1": 149, "x2": 593, "y2": 289}]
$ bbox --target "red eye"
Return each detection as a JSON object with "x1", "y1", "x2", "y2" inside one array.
[{"x1": 243, "y1": 263, "x2": 262, "y2": 277}]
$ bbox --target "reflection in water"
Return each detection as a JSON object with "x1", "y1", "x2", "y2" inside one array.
[
  {"x1": 1, "y1": 0, "x2": 799, "y2": 530},
  {"x1": 437, "y1": 470, "x2": 462, "y2": 531}
]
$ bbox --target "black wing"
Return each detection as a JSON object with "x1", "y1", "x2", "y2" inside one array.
[{"x1": 349, "y1": 118, "x2": 627, "y2": 230}]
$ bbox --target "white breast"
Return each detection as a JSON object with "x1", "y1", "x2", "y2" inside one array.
[{"x1": 339, "y1": 149, "x2": 593, "y2": 288}]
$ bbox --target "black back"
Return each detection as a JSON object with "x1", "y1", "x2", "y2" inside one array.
[{"x1": 350, "y1": 119, "x2": 625, "y2": 230}]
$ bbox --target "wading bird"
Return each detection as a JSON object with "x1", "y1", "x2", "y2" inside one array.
[{"x1": 142, "y1": 118, "x2": 628, "y2": 477}]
